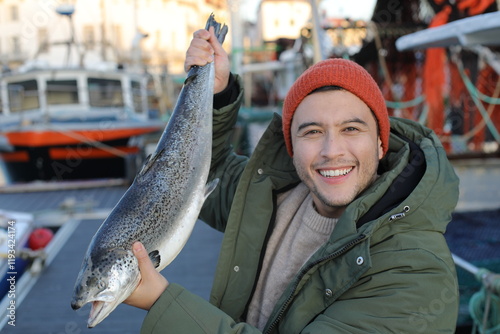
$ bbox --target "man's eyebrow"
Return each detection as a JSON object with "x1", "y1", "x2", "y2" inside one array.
[
  {"x1": 296, "y1": 117, "x2": 371, "y2": 132},
  {"x1": 297, "y1": 122, "x2": 322, "y2": 132},
  {"x1": 339, "y1": 117, "x2": 369, "y2": 127}
]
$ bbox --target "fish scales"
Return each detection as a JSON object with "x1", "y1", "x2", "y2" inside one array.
[
  {"x1": 92, "y1": 64, "x2": 213, "y2": 251},
  {"x1": 71, "y1": 14, "x2": 227, "y2": 328}
]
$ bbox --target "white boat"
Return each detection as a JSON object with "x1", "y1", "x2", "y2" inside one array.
[
  {"x1": 0, "y1": 5, "x2": 165, "y2": 183},
  {"x1": 0, "y1": 65, "x2": 164, "y2": 183}
]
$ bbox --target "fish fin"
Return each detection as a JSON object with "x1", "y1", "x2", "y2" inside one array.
[
  {"x1": 148, "y1": 250, "x2": 161, "y2": 269},
  {"x1": 183, "y1": 73, "x2": 198, "y2": 86},
  {"x1": 204, "y1": 178, "x2": 219, "y2": 200},
  {"x1": 139, "y1": 148, "x2": 165, "y2": 177}
]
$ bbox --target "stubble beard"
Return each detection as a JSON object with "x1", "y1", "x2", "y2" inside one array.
[{"x1": 294, "y1": 155, "x2": 380, "y2": 215}]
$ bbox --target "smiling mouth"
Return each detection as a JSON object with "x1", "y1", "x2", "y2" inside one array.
[{"x1": 318, "y1": 167, "x2": 353, "y2": 178}]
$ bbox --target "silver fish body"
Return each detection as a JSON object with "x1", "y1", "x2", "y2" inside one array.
[{"x1": 71, "y1": 14, "x2": 227, "y2": 328}]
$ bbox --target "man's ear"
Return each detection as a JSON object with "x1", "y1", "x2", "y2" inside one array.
[{"x1": 378, "y1": 137, "x2": 384, "y2": 160}]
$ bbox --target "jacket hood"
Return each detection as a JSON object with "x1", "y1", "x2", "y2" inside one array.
[{"x1": 346, "y1": 117, "x2": 460, "y2": 238}]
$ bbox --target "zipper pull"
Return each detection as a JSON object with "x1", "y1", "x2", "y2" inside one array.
[{"x1": 389, "y1": 205, "x2": 410, "y2": 222}]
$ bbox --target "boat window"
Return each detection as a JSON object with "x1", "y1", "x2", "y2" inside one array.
[
  {"x1": 87, "y1": 78, "x2": 124, "y2": 107},
  {"x1": 131, "y1": 80, "x2": 143, "y2": 113},
  {"x1": 7, "y1": 80, "x2": 40, "y2": 112},
  {"x1": 47, "y1": 80, "x2": 79, "y2": 105}
]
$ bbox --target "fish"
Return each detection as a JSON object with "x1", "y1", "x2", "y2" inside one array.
[{"x1": 70, "y1": 14, "x2": 227, "y2": 328}]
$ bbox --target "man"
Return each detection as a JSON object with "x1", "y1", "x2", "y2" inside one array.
[{"x1": 125, "y1": 27, "x2": 460, "y2": 333}]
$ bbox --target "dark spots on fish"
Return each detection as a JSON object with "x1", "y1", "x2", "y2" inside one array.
[{"x1": 148, "y1": 250, "x2": 161, "y2": 268}]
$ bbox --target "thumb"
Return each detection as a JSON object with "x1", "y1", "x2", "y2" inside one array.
[
  {"x1": 126, "y1": 241, "x2": 168, "y2": 310},
  {"x1": 208, "y1": 26, "x2": 226, "y2": 56},
  {"x1": 132, "y1": 242, "x2": 156, "y2": 276}
]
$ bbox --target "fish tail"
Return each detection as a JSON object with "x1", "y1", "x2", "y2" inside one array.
[{"x1": 205, "y1": 13, "x2": 228, "y2": 45}]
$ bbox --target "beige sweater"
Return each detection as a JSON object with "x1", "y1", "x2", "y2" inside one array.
[{"x1": 246, "y1": 183, "x2": 338, "y2": 330}]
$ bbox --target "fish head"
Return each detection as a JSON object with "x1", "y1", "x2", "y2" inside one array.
[{"x1": 71, "y1": 246, "x2": 141, "y2": 328}]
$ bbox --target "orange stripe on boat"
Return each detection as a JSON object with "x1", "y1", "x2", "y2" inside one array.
[
  {"x1": 5, "y1": 127, "x2": 161, "y2": 147},
  {"x1": 0, "y1": 151, "x2": 30, "y2": 162},
  {"x1": 49, "y1": 146, "x2": 140, "y2": 160}
]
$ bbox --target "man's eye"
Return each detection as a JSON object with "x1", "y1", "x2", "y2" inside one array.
[
  {"x1": 304, "y1": 129, "x2": 321, "y2": 135},
  {"x1": 344, "y1": 127, "x2": 359, "y2": 132}
]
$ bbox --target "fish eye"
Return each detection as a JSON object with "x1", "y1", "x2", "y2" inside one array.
[{"x1": 97, "y1": 280, "x2": 106, "y2": 290}]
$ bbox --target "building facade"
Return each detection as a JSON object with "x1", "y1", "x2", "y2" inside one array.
[
  {"x1": 0, "y1": 0, "x2": 229, "y2": 74},
  {"x1": 257, "y1": 0, "x2": 311, "y2": 43}
]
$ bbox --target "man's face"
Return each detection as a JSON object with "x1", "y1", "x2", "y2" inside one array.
[{"x1": 291, "y1": 89, "x2": 384, "y2": 218}]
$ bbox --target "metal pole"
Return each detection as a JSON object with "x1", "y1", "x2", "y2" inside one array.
[
  {"x1": 453, "y1": 253, "x2": 500, "y2": 294},
  {"x1": 100, "y1": 0, "x2": 107, "y2": 61},
  {"x1": 228, "y1": 0, "x2": 243, "y2": 75},
  {"x1": 309, "y1": 0, "x2": 326, "y2": 63},
  {"x1": 452, "y1": 253, "x2": 479, "y2": 275},
  {"x1": 133, "y1": 0, "x2": 138, "y2": 33}
]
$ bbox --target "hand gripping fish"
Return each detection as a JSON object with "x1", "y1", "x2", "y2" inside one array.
[{"x1": 71, "y1": 14, "x2": 227, "y2": 328}]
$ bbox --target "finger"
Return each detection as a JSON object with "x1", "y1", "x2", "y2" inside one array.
[
  {"x1": 184, "y1": 55, "x2": 214, "y2": 72},
  {"x1": 193, "y1": 28, "x2": 211, "y2": 40},
  {"x1": 184, "y1": 40, "x2": 215, "y2": 72},
  {"x1": 132, "y1": 242, "x2": 156, "y2": 276},
  {"x1": 207, "y1": 26, "x2": 226, "y2": 56},
  {"x1": 186, "y1": 40, "x2": 214, "y2": 59}
]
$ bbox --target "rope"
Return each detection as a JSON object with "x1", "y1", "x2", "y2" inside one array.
[
  {"x1": 453, "y1": 254, "x2": 500, "y2": 334},
  {"x1": 368, "y1": 22, "x2": 398, "y2": 102},
  {"x1": 453, "y1": 56, "x2": 500, "y2": 143},
  {"x1": 385, "y1": 95, "x2": 426, "y2": 109},
  {"x1": 469, "y1": 287, "x2": 500, "y2": 333},
  {"x1": 418, "y1": 104, "x2": 429, "y2": 125},
  {"x1": 47, "y1": 125, "x2": 129, "y2": 158},
  {"x1": 458, "y1": 62, "x2": 500, "y2": 105},
  {"x1": 368, "y1": 22, "x2": 426, "y2": 119}
]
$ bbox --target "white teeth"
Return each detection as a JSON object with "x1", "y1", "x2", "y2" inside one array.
[{"x1": 319, "y1": 168, "x2": 352, "y2": 177}]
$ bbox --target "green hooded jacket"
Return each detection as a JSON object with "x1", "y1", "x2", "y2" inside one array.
[{"x1": 141, "y1": 77, "x2": 460, "y2": 334}]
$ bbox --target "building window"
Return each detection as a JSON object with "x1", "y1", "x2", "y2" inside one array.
[
  {"x1": 113, "y1": 25, "x2": 123, "y2": 49},
  {"x1": 10, "y1": 5, "x2": 19, "y2": 22},
  {"x1": 38, "y1": 28, "x2": 49, "y2": 53},
  {"x1": 83, "y1": 26, "x2": 95, "y2": 50},
  {"x1": 11, "y1": 36, "x2": 21, "y2": 55}
]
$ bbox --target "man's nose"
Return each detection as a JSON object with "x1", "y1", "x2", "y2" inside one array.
[{"x1": 320, "y1": 133, "x2": 347, "y2": 158}]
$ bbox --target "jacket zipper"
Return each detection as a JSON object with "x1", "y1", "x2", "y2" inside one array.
[
  {"x1": 388, "y1": 205, "x2": 410, "y2": 222},
  {"x1": 264, "y1": 233, "x2": 367, "y2": 334}
]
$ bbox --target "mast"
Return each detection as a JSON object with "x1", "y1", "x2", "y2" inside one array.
[
  {"x1": 100, "y1": 0, "x2": 108, "y2": 61},
  {"x1": 229, "y1": 0, "x2": 243, "y2": 75},
  {"x1": 309, "y1": 0, "x2": 326, "y2": 63},
  {"x1": 55, "y1": 4, "x2": 81, "y2": 66}
]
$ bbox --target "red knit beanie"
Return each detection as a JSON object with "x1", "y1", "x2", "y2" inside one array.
[{"x1": 282, "y1": 58, "x2": 390, "y2": 157}]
